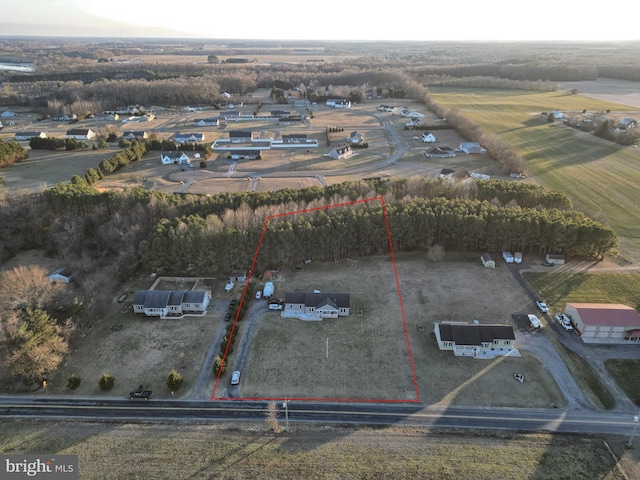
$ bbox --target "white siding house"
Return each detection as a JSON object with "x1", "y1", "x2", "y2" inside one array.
[{"x1": 160, "y1": 151, "x2": 190, "y2": 165}]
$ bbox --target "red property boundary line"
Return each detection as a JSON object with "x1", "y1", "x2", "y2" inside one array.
[{"x1": 210, "y1": 196, "x2": 421, "y2": 403}]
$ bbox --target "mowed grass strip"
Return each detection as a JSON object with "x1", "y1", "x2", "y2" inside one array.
[
  {"x1": 429, "y1": 87, "x2": 640, "y2": 259},
  {"x1": 523, "y1": 271, "x2": 640, "y2": 313},
  {"x1": 0, "y1": 420, "x2": 632, "y2": 479},
  {"x1": 606, "y1": 359, "x2": 640, "y2": 405}
]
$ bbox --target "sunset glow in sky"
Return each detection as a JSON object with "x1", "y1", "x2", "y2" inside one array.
[{"x1": 2, "y1": 0, "x2": 639, "y2": 41}]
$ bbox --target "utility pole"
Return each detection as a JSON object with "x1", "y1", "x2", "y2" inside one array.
[
  {"x1": 627, "y1": 414, "x2": 640, "y2": 448},
  {"x1": 283, "y1": 400, "x2": 289, "y2": 432}
]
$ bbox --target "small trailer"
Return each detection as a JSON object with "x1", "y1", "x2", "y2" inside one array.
[
  {"x1": 263, "y1": 281, "x2": 274, "y2": 298},
  {"x1": 502, "y1": 252, "x2": 514, "y2": 264},
  {"x1": 545, "y1": 254, "x2": 565, "y2": 265}
]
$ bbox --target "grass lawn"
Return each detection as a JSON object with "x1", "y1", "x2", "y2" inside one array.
[
  {"x1": 0, "y1": 420, "x2": 633, "y2": 480},
  {"x1": 429, "y1": 87, "x2": 640, "y2": 261},
  {"x1": 606, "y1": 359, "x2": 640, "y2": 406},
  {"x1": 523, "y1": 271, "x2": 640, "y2": 313},
  {"x1": 242, "y1": 251, "x2": 565, "y2": 407}
]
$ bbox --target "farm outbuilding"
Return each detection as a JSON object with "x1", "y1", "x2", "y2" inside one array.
[
  {"x1": 48, "y1": 266, "x2": 72, "y2": 283},
  {"x1": 564, "y1": 303, "x2": 640, "y2": 343},
  {"x1": 481, "y1": 253, "x2": 495, "y2": 269}
]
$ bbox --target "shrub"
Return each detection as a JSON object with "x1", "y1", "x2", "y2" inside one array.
[
  {"x1": 166, "y1": 369, "x2": 184, "y2": 391},
  {"x1": 98, "y1": 373, "x2": 114, "y2": 391},
  {"x1": 67, "y1": 374, "x2": 81, "y2": 389}
]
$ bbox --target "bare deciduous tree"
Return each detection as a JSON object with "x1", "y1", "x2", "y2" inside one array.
[{"x1": 0, "y1": 265, "x2": 63, "y2": 311}]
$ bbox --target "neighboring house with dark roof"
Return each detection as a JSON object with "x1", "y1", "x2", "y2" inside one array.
[
  {"x1": 325, "y1": 99, "x2": 351, "y2": 108},
  {"x1": 229, "y1": 130, "x2": 258, "y2": 143},
  {"x1": 160, "y1": 151, "x2": 190, "y2": 165},
  {"x1": 270, "y1": 110, "x2": 291, "y2": 118},
  {"x1": 434, "y1": 322, "x2": 516, "y2": 357},
  {"x1": 457, "y1": 142, "x2": 487, "y2": 154},
  {"x1": 283, "y1": 292, "x2": 350, "y2": 320},
  {"x1": 52, "y1": 114, "x2": 76, "y2": 122},
  {"x1": 133, "y1": 290, "x2": 210, "y2": 317},
  {"x1": 193, "y1": 117, "x2": 219, "y2": 126},
  {"x1": 439, "y1": 168, "x2": 456, "y2": 179},
  {"x1": 230, "y1": 150, "x2": 261, "y2": 160},
  {"x1": 564, "y1": 303, "x2": 640, "y2": 343},
  {"x1": 66, "y1": 128, "x2": 96, "y2": 140},
  {"x1": 282, "y1": 133, "x2": 307, "y2": 143},
  {"x1": 329, "y1": 144, "x2": 353, "y2": 160},
  {"x1": 279, "y1": 115, "x2": 303, "y2": 126},
  {"x1": 95, "y1": 112, "x2": 119, "y2": 121},
  {"x1": 14, "y1": 131, "x2": 47, "y2": 141},
  {"x1": 48, "y1": 266, "x2": 73, "y2": 283},
  {"x1": 347, "y1": 131, "x2": 365, "y2": 145},
  {"x1": 173, "y1": 133, "x2": 205, "y2": 144},
  {"x1": 424, "y1": 146, "x2": 456, "y2": 158},
  {"x1": 122, "y1": 131, "x2": 149, "y2": 141},
  {"x1": 421, "y1": 132, "x2": 436, "y2": 143}
]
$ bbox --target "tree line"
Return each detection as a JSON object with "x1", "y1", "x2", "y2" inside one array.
[{"x1": 0, "y1": 138, "x2": 28, "y2": 168}]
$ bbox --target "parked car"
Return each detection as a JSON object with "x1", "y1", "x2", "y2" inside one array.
[
  {"x1": 224, "y1": 312, "x2": 232, "y2": 322},
  {"x1": 225, "y1": 281, "x2": 234, "y2": 292},
  {"x1": 229, "y1": 299, "x2": 237, "y2": 308},
  {"x1": 129, "y1": 390, "x2": 152, "y2": 400},
  {"x1": 255, "y1": 290, "x2": 262, "y2": 299},
  {"x1": 535, "y1": 301, "x2": 549, "y2": 313},
  {"x1": 230, "y1": 371, "x2": 240, "y2": 385},
  {"x1": 527, "y1": 314, "x2": 541, "y2": 329},
  {"x1": 268, "y1": 301, "x2": 283, "y2": 311}
]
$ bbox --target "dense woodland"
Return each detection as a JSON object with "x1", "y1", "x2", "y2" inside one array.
[{"x1": 0, "y1": 178, "x2": 618, "y2": 319}]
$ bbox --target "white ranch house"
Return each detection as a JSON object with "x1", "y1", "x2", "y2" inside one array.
[
  {"x1": 133, "y1": 290, "x2": 210, "y2": 317},
  {"x1": 458, "y1": 142, "x2": 487, "y2": 154},
  {"x1": 14, "y1": 131, "x2": 47, "y2": 141},
  {"x1": 65, "y1": 129, "x2": 96, "y2": 140},
  {"x1": 283, "y1": 292, "x2": 350, "y2": 320},
  {"x1": 160, "y1": 151, "x2": 190, "y2": 165},
  {"x1": 434, "y1": 322, "x2": 517, "y2": 358}
]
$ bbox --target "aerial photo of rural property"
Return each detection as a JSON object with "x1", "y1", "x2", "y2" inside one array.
[{"x1": 1, "y1": 1, "x2": 640, "y2": 478}]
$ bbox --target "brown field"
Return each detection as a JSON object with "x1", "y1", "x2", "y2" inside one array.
[
  {"x1": 0, "y1": 420, "x2": 634, "y2": 480},
  {"x1": 240, "y1": 253, "x2": 559, "y2": 406}
]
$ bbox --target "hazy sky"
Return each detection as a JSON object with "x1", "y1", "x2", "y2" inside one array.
[{"x1": 1, "y1": 0, "x2": 639, "y2": 41}]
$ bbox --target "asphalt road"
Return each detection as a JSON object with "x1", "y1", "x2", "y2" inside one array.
[{"x1": 0, "y1": 397, "x2": 636, "y2": 436}]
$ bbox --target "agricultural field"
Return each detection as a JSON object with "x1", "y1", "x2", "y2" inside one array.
[
  {"x1": 0, "y1": 420, "x2": 634, "y2": 480},
  {"x1": 429, "y1": 87, "x2": 640, "y2": 262}
]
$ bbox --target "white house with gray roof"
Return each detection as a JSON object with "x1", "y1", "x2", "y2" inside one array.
[
  {"x1": 283, "y1": 292, "x2": 350, "y2": 320},
  {"x1": 133, "y1": 290, "x2": 210, "y2": 317}
]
